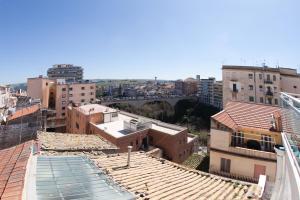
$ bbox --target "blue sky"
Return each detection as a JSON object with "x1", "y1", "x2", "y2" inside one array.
[{"x1": 0, "y1": 0, "x2": 300, "y2": 84}]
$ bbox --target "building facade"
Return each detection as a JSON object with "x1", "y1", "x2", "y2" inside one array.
[
  {"x1": 47, "y1": 64, "x2": 83, "y2": 82},
  {"x1": 222, "y1": 65, "x2": 300, "y2": 107},
  {"x1": 197, "y1": 77, "x2": 223, "y2": 109},
  {"x1": 66, "y1": 104, "x2": 198, "y2": 163},
  {"x1": 27, "y1": 77, "x2": 96, "y2": 131},
  {"x1": 209, "y1": 101, "x2": 283, "y2": 182}
]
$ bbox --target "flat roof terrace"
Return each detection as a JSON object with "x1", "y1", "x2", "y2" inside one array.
[{"x1": 95, "y1": 113, "x2": 183, "y2": 138}]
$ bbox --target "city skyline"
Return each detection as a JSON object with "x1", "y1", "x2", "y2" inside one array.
[{"x1": 1, "y1": 0, "x2": 300, "y2": 84}]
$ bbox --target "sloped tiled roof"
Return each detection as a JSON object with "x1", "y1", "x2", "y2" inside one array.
[
  {"x1": 212, "y1": 101, "x2": 281, "y2": 131},
  {"x1": 0, "y1": 141, "x2": 32, "y2": 200},
  {"x1": 92, "y1": 152, "x2": 261, "y2": 200},
  {"x1": 7, "y1": 104, "x2": 40, "y2": 121}
]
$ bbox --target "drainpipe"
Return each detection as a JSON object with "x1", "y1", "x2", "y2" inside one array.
[{"x1": 127, "y1": 146, "x2": 133, "y2": 168}]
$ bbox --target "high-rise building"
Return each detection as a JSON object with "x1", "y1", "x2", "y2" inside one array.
[
  {"x1": 47, "y1": 64, "x2": 83, "y2": 82},
  {"x1": 222, "y1": 64, "x2": 300, "y2": 107},
  {"x1": 198, "y1": 77, "x2": 215, "y2": 105}
]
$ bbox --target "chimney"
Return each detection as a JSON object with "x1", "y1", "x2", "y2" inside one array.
[{"x1": 127, "y1": 146, "x2": 133, "y2": 168}]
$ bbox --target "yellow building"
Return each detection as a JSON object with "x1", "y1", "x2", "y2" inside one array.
[{"x1": 209, "y1": 101, "x2": 283, "y2": 182}]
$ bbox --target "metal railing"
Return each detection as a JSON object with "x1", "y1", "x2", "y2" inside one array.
[
  {"x1": 230, "y1": 134, "x2": 276, "y2": 153},
  {"x1": 280, "y1": 92, "x2": 300, "y2": 167}
]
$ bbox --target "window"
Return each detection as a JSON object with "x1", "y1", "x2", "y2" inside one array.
[
  {"x1": 90, "y1": 98, "x2": 94, "y2": 102},
  {"x1": 267, "y1": 74, "x2": 271, "y2": 81},
  {"x1": 76, "y1": 122, "x2": 79, "y2": 129},
  {"x1": 260, "y1": 97, "x2": 264, "y2": 103},
  {"x1": 90, "y1": 92, "x2": 94, "y2": 95},
  {"x1": 261, "y1": 135, "x2": 272, "y2": 152},
  {"x1": 267, "y1": 98, "x2": 272, "y2": 104},
  {"x1": 62, "y1": 113, "x2": 65, "y2": 117},
  {"x1": 90, "y1": 86, "x2": 94, "y2": 89},
  {"x1": 81, "y1": 99, "x2": 85, "y2": 103},
  {"x1": 112, "y1": 112, "x2": 118, "y2": 118},
  {"x1": 248, "y1": 74, "x2": 253, "y2": 79},
  {"x1": 69, "y1": 87, "x2": 73, "y2": 91},
  {"x1": 249, "y1": 85, "x2": 253, "y2": 90},
  {"x1": 136, "y1": 140, "x2": 138, "y2": 145},
  {"x1": 220, "y1": 158, "x2": 231, "y2": 173},
  {"x1": 69, "y1": 94, "x2": 73, "y2": 97},
  {"x1": 62, "y1": 88, "x2": 66, "y2": 91},
  {"x1": 249, "y1": 96, "x2": 254, "y2": 102},
  {"x1": 274, "y1": 87, "x2": 277, "y2": 91},
  {"x1": 62, "y1": 94, "x2": 66, "y2": 98},
  {"x1": 231, "y1": 132, "x2": 244, "y2": 147},
  {"x1": 275, "y1": 98, "x2": 278, "y2": 105},
  {"x1": 273, "y1": 75, "x2": 276, "y2": 81},
  {"x1": 46, "y1": 82, "x2": 48, "y2": 86},
  {"x1": 62, "y1": 107, "x2": 65, "y2": 110},
  {"x1": 233, "y1": 83, "x2": 237, "y2": 92},
  {"x1": 81, "y1": 87, "x2": 85, "y2": 90},
  {"x1": 294, "y1": 85, "x2": 297, "y2": 89},
  {"x1": 259, "y1": 74, "x2": 262, "y2": 79},
  {"x1": 62, "y1": 101, "x2": 66, "y2": 105},
  {"x1": 81, "y1": 93, "x2": 85, "y2": 96}
]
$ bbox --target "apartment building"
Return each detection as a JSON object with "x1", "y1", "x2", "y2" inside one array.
[
  {"x1": 213, "y1": 81, "x2": 223, "y2": 109},
  {"x1": 197, "y1": 77, "x2": 223, "y2": 109},
  {"x1": 66, "y1": 104, "x2": 198, "y2": 163},
  {"x1": 174, "y1": 78, "x2": 198, "y2": 96},
  {"x1": 47, "y1": 64, "x2": 83, "y2": 82},
  {"x1": 27, "y1": 77, "x2": 96, "y2": 131},
  {"x1": 222, "y1": 65, "x2": 300, "y2": 107},
  {"x1": 209, "y1": 101, "x2": 282, "y2": 182}
]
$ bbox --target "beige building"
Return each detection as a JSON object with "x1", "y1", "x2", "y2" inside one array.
[
  {"x1": 209, "y1": 101, "x2": 283, "y2": 182},
  {"x1": 27, "y1": 77, "x2": 96, "y2": 131},
  {"x1": 222, "y1": 65, "x2": 300, "y2": 106}
]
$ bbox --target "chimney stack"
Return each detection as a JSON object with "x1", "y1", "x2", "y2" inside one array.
[{"x1": 127, "y1": 146, "x2": 133, "y2": 168}]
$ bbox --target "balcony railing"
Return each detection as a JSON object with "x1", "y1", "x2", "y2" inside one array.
[
  {"x1": 264, "y1": 80, "x2": 273, "y2": 84},
  {"x1": 231, "y1": 135, "x2": 276, "y2": 152},
  {"x1": 280, "y1": 92, "x2": 300, "y2": 167},
  {"x1": 265, "y1": 91, "x2": 274, "y2": 96}
]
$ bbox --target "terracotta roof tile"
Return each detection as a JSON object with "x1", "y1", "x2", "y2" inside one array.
[
  {"x1": 92, "y1": 151, "x2": 261, "y2": 200},
  {"x1": 0, "y1": 141, "x2": 32, "y2": 199},
  {"x1": 7, "y1": 104, "x2": 40, "y2": 121},
  {"x1": 212, "y1": 101, "x2": 281, "y2": 131}
]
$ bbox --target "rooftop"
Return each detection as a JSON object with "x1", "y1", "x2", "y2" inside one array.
[
  {"x1": 38, "y1": 132, "x2": 118, "y2": 152},
  {"x1": 7, "y1": 104, "x2": 40, "y2": 121},
  {"x1": 77, "y1": 104, "x2": 116, "y2": 115},
  {"x1": 212, "y1": 101, "x2": 282, "y2": 131},
  {"x1": 28, "y1": 156, "x2": 134, "y2": 200},
  {"x1": 92, "y1": 151, "x2": 262, "y2": 200},
  {"x1": 0, "y1": 141, "x2": 32, "y2": 200},
  {"x1": 95, "y1": 112, "x2": 183, "y2": 138}
]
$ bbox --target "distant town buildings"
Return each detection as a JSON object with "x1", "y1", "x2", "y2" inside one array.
[
  {"x1": 174, "y1": 77, "x2": 198, "y2": 96},
  {"x1": 47, "y1": 64, "x2": 83, "y2": 83},
  {"x1": 222, "y1": 64, "x2": 300, "y2": 106},
  {"x1": 209, "y1": 101, "x2": 282, "y2": 182},
  {"x1": 66, "y1": 104, "x2": 199, "y2": 163},
  {"x1": 0, "y1": 85, "x2": 17, "y2": 109}
]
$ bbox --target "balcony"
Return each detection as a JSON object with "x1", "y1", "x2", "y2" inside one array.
[
  {"x1": 229, "y1": 135, "x2": 277, "y2": 160},
  {"x1": 265, "y1": 91, "x2": 274, "y2": 97},
  {"x1": 264, "y1": 80, "x2": 273, "y2": 84}
]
